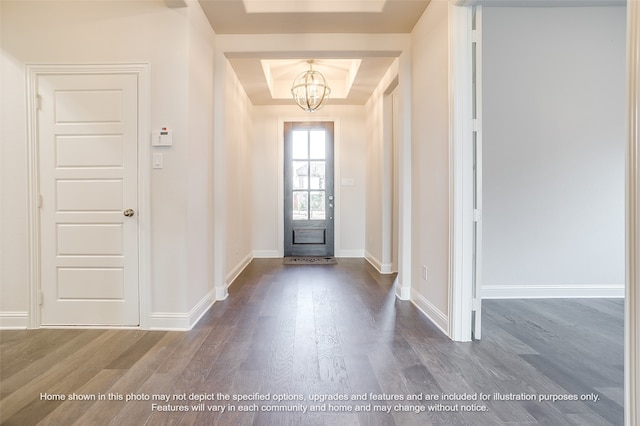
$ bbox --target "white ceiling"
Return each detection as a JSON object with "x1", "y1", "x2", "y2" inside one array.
[{"x1": 198, "y1": 0, "x2": 431, "y2": 106}]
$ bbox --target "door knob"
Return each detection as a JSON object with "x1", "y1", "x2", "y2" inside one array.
[{"x1": 123, "y1": 209, "x2": 135, "y2": 217}]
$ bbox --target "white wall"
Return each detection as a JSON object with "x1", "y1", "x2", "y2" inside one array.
[
  {"x1": 482, "y1": 6, "x2": 627, "y2": 298},
  {"x1": 365, "y1": 85, "x2": 385, "y2": 269},
  {"x1": 364, "y1": 60, "x2": 400, "y2": 273},
  {"x1": 186, "y1": 3, "x2": 217, "y2": 311},
  {"x1": 410, "y1": 0, "x2": 451, "y2": 331},
  {"x1": 0, "y1": 0, "x2": 216, "y2": 328},
  {"x1": 252, "y1": 105, "x2": 366, "y2": 258},
  {"x1": 224, "y1": 59, "x2": 254, "y2": 284}
]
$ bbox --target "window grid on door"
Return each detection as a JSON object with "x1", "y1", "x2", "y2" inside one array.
[{"x1": 291, "y1": 130, "x2": 326, "y2": 221}]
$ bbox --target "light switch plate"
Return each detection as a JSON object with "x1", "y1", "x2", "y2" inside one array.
[
  {"x1": 341, "y1": 178, "x2": 355, "y2": 186},
  {"x1": 153, "y1": 153, "x2": 163, "y2": 169}
]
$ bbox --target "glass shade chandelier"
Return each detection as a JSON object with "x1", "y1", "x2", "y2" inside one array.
[{"x1": 291, "y1": 60, "x2": 331, "y2": 112}]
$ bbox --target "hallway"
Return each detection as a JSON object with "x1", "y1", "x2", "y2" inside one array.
[{"x1": 0, "y1": 259, "x2": 623, "y2": 425}]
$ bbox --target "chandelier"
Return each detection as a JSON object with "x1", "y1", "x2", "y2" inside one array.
[{"x1": 291, "y1": 60, "x2": 331, "y2": 112}]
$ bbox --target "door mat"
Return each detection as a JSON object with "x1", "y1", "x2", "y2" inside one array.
[{"x1": 283, "y1": 257, "x2": 338, "y2": 265}]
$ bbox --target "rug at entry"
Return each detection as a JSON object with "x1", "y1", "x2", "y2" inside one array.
[{"x1": 283, "y1": 257, "x2": 338, "y2": 265}]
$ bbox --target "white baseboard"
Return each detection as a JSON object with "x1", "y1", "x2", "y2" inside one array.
[
  {"x1": 482, "y1": 284, "x2": 625, "y2": 299},
  {"x1": 396, "y1": 283, "x2": 411, "y2": 300},
  {"x1": 364, "y1": 251, "x2": 395, "y2": 275},
  {"x1": 364, "y1": 250, "x2": 383, "y2": 272},
  {"x1": 149, "y1": 289, "x2": 216, "y2": 331},
  {"x1": 226, "y1": 252, "x2": 253, "y2": 289},
  {"x1": 0, "y1": 311, "x2": 29, "y2": 329},
  {"x1": 380, "y1": 263, "x2": 394, "y2": 274},
  {"x1": 253, "y1": 250, "x2": 281, "y2": 258},
  {"x1": 336, "y1": 249, "x2": 364, "y2": 258},
  {"x1": 364, "y1": 251, "x2": 381, "y2": 271},
  {"x1": 410, "y1": 289, "x2": 449, "y2": 336}
]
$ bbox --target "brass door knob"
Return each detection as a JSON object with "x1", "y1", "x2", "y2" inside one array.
[{"x1": 123, "y1": 209, "x2": 135, "y2": 217}]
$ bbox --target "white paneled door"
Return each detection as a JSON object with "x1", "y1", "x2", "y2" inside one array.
[{"x1": 38, "y1": 73, "x2": 139, "y2": 326}]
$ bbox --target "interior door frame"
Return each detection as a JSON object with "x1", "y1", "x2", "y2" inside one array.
[
  {"x1": 26, "y1": 63, "x2": 151, "y2": 329},
  {"x1": 450, "y1": 3, "x2": 639, "y2": 420},
  {"x1": 277, "y1": 117, "x2": 341, "y2": 257},
  {"x1": 448, "y1": 4, "x2": 476, "y2": 342},
  {"x1": 626, "y1": 0, "x2": 640, "y2": 422}
]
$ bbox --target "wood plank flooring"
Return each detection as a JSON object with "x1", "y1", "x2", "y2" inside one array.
[{"x1": 0, "y1": 258, "x2": 624, "y2": 425}]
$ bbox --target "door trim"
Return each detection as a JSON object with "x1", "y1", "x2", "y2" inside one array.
[
  {"x1": 26, "y1": 63, "x2": 151, "y2": 329},
  {"x1": 283, "y1": 121, "x2": 335, "y2": 257},
  {"x1": 277, "y1": 117, "x2": 341, "y2": 257},
  {"x1": 448, "y1": 4, "x2": 475, "y2": 342},
  {"x1": 626, "y1": 1, "x2": 640, "y2": 422}
]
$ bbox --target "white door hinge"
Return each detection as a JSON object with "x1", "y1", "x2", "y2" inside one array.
[
  {"x1": 473, "y1": 209, "x2": 482, "y2": 222},
  {"x1": 37, "y1": 194, "x2": 43, "y2": 208},
  {"x1": 38, "y1": 291, "x2": 44, "y2": 305},
  {"x1": 36, "y1": 94, "x2": 42, "y2": 111},
  {"x1": 472, "y1": 118, "x2": 480, "y2": 132},
  {"x1": 472, "y1": 29, "x2": 478, "y2": 43}
]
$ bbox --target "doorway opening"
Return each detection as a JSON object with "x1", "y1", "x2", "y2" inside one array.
[{"x1": 283, "y1": 121, "x2": 335, "y2": 257}]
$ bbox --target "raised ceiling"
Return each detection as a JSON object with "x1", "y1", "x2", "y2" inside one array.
[
  {"x1": 198, "y1": 0, "x2": 431, "y2": 34},
  {"x1": 198, "y1": 0, "x2": 430, "y2": 106}
]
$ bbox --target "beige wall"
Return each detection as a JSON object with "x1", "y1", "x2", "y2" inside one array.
[
  {"x1": 1, "y1": 0, "x2": 445, "y2": 333},
  {"x1": 365, "y1": 60, "x2": 400, "y2": 273},
  {"x1": 251, "y1": 104, "x2": 367, "y2": 258},
  {"x1": 0, "y1": 0, "x2": 216, "y2": 327},
  {"x1": 410, "y1": 0, "x2": 451, "y2": 328},
  {"x1": 186, "y1": 3, "x2": 217, "y2": 310},
  {"x1": 0, "y1": 0, "x2": 403, "y2": 328},
  {"x1": 224, "y1": 59, "x2": 254, "y2": 284}
]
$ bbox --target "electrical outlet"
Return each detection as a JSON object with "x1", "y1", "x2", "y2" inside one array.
[{"x1": 422, "y1": 265, "x2": 428, "y2": 281}]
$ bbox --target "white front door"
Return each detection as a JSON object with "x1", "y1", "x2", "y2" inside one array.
[{"x1": 38, "y1": 72, "x2": 139, "y2": 326}]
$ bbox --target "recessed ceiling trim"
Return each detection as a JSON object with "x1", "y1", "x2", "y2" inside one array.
[
  {"x1": 260, "y1": 59, "x2": 362, "y2": 99},
  {"x1": 242, "y1": 0, "x2": 387, "y2": 13},
  {"x1": 218, "y1": 33, "x2": 407, "y2": 107},
  {"x1": 198, "y1": 1, "x2": 430, "y2": 35},
  {"x1": 261, "y1": 60, "x2": 275, "y2": 98},
  {"x1": 225, "y1": 50, "x2": 404, "y2": 59},
  {"x1": 347, "y1": 59, "x2": 361, "y2": 93}
]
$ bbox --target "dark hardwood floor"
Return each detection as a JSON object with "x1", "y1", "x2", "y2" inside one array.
[{"x1": 0, "y1": 258, "x2": 624, "y2": 425}]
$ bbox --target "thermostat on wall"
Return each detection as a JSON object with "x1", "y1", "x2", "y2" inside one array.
[{"x1": 152, "y1": 127, "x2": 173, "y2": 146}]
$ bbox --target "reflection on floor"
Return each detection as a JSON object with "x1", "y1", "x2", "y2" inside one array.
[{"x1": 0, "y1": 258, "x2": 624, "y2": 425}]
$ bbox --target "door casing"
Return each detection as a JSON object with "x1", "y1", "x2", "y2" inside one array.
[
  {"x1": 26, "y1": 64, "x2": 151, "y2": 329},
  {"x1": 283, "y1": 121, "x2": 335, "y2": 257},
  {"x1": 277, "y1": 117, "x2": 343, "y2": 257}
]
